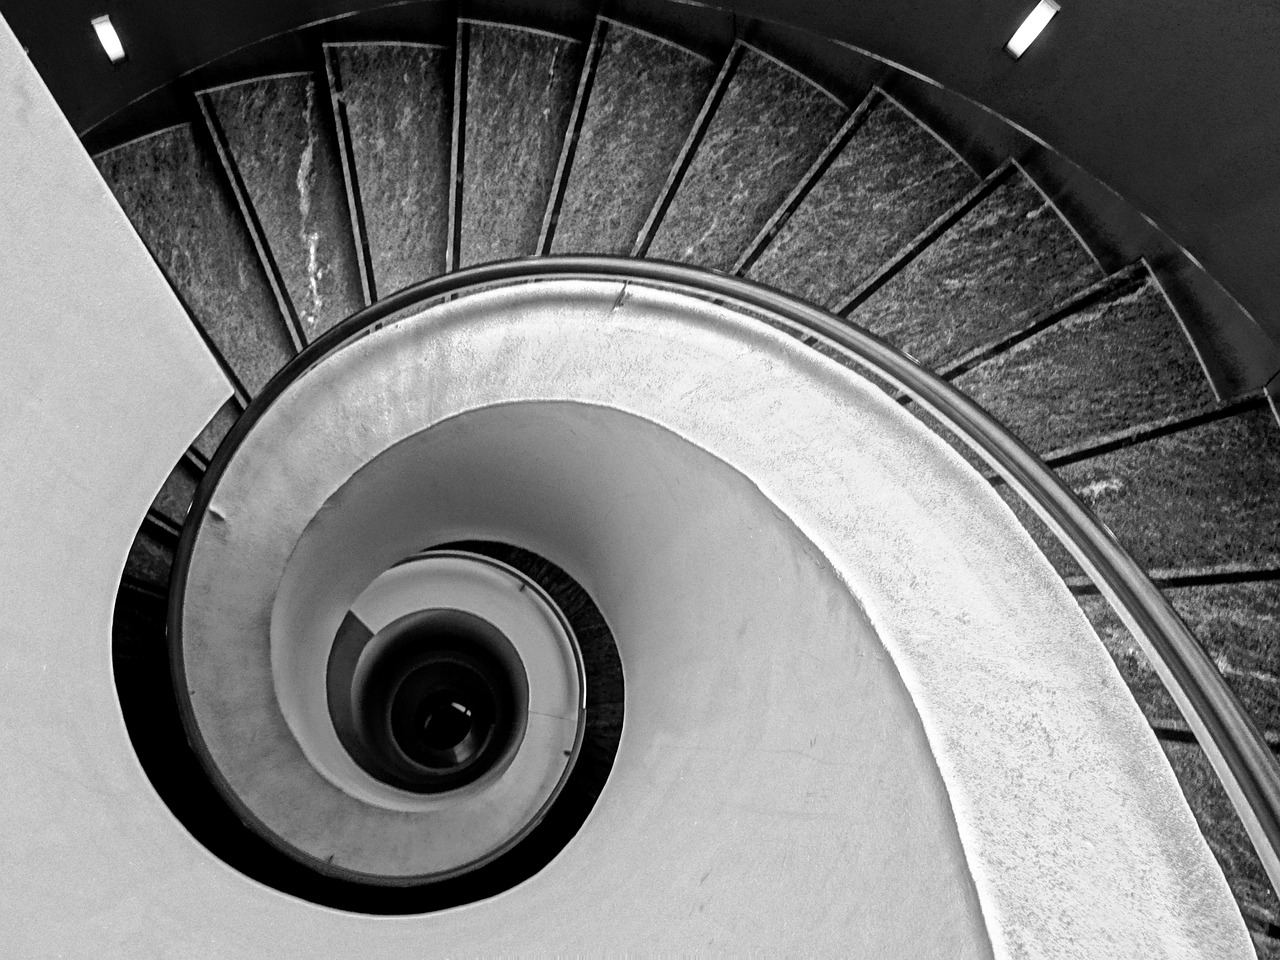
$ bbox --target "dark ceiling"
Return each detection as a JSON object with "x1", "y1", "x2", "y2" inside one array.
[{"x1": 4, "y1": 0, "x2": 1279, "y2": 390}]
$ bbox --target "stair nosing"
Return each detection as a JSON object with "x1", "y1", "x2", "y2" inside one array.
[
  {"x1": 740, "y1": 41, "x2": 845, "y2": 107},
  {"x1": 936, "y1": 261, "x2": 1150, "y2": 380},
  {"x1": 196, "y1": 71, "x2": 314, "y2": 97},
  {"x1": 195, "y1": 94, "x2": 305, "y2": 352},
  {"x1": 731, "y1": 89, "x2": 879, "y2": 277},
  {"x1": 630, "y1": 41, "x2": 742, "y2": 257},
  {"x1": 834, "y1": 158, "x2": 1014, "y2": 316},
  {"x1": 322, "y1": 40, "x2": 450, "y2": 52},
  {"x1": 877, "y1": 87, "x2": 978, "y2": 175},
  {"x1": 538, "y1": 17, "x2": 604, "y2": 254},
  {"x1": 456, "y1": 19, "x2": 582, "y2": 44},
  {"x1": 91, "y1": 121, "x2": 191, "y2": 158},
  {"x1": 322, "y1": 45, "x2": 376, "y2": 307},
  {"x1": 597, "y1": 15, "x2": 717, "y2": 63},
  {"x1": 1015, "y1": 157, "x2": 1107, "y2": 274}
]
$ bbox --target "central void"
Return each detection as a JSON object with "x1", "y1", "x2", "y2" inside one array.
[{"x1": 271, "y1": 400, "x2": 990, "y2": 954}]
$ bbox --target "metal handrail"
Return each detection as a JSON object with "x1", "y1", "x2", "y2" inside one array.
[{"x1": 188, "y1": 254, "x2": 1280, "y2": 892}]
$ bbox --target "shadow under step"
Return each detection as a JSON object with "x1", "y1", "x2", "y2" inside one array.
[
  {"x1": 326, "y1": 42, "x2": 453, "y2": 298},
  {"x1": 200, "y1": 73, "x2": 364, "y2": 342},
  {"x1": 94, "y1": 126, "x2": 295, "y2": 397},
  {"x1": 741, "y1": 90, "x2": 978, "y2": 309},
  {"x1": 548, "y1": 18, "x2": 718, "y2": 256},
  {"x1": 641, "y1": 43, "x2": 846, "y2": 272},
  {"x1": 457, "y1": 22, "x2": 583, "y2": 267}
]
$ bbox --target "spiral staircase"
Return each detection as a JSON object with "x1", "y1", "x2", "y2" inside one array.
[{"x1": 4, "y1": 3, "x2": 1280, "y2": 955}]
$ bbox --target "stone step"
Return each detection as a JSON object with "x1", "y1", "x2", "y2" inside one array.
[
  {"x1": 848, "y1": 168, "x2": 1101, "y2": 369},
  {"x1": 191, "y1": 399, "x2": 242, "y2": 463},
  {"x1": 200, "y1": 73, "x2": 363, "y2": 341},
  {"x1": 458, "y1": 22, "x2": 583, "y2": 267},
  {"x1": 549, "y1": 19, "x2": 718, "y2": 256},
  {"x1": 1080, "y1": 581, "x2": 1280, "y2": 743},
  {"x1": 1058, "y1": 406, "x2": 1280, "y2": 571},
  {"x1": 123, "y1": 525, "x2": 174, "y2": 590},
  {"x1": 150, "y1": 458, "x2": 202, "y2": 528},
  {"x1": 743, "y1": 92, "x2": 977, "y2": 309},
  {"x1": 954, "y1": 275, "x2": 1219, "y2": 455},
  {"x1": 94, "y1": 126, "x2": 294, "y2": 397},
  {"x1": 644, "y1": 44, "x2": 846, "y2": 271},
  {"x1": 326, "y1": 42, "x2": 453, "y2": 298}
]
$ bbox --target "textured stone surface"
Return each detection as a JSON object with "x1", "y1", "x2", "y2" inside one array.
[
  {"x1": 123, "y1": 527, "x2": 174, "y2": 589},
  {"x1": 954, "y1": 279, "x2": 1217, "y2": 454},
  {"x1": 1162, "y1": 739, "x2": 1279, "y2": 927},
  {"x1": 204, "y1": 75, "x2": 363, "y2": 340},
  {"x1": 191, "y1": 398, "x2": 241, "y2": 461},
  {"x1": 851, "y1": 172, "x2": 1100, "y2": 368},
  {"x1": 551, "y1": 22, "x2": 717, "y2": 255},
  {"x1": 1059, "y1": 407, "x2": 1280, "y2": 571},
  {"x1": 646, "y1": 47, "x2": 845, "y2": 271},
  {"x1": 461, "y1": 24, "x2": 583, "y2": 266},
  {"x1": 151, "y1": 459, "x2": 201, "y2": 527},
  {"x1": 747, "y1": 96, "x2": 976, "y2": 308},
  {"x1": 95, "y1": 126, "x2": 294, "y2": 396},
  {"x1": 331, "y1": 43, "x2": 452, "y2": 296},
  {"x1": 1080, "y1": 582, "x2": 1280, "y2": 741}
]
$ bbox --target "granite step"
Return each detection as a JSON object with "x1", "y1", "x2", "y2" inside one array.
[
  {"x1": 123, "y1": 524, "x2": 175, "y2": 590},
  {"x1": 326, "y1": 43, "x2": 452, "y2": 298},
  {"x1": 1080, "y1": 581, "x2": 1280, "y2": 743},
  {"x1": 150, "y1": 458, "x2": 202, "y2": 528},
  {"x1": 742, "y1": 91, "x2": 978, "y2": 309},
  {"x1": 1057, "y1": 405, "x2": 1280, "y2": 572},
  {"x1": 458, "y1": 22, "x2": 584, "y2": 267},
  {"x1": 548, "y1": 19, "x2": 718, "y2": 256},
  {"x1": 1162, "y1": 738, "x2": 1280, "y2": 932},
  {"x1": 847, "y1": 167, "x2": 1101, "y2": 369},
  {"x1": 200, "y1": 73, "x2": 363, "y2": 342},
  {"x1": 94, "y1": 126, "x2": 294, "y2": 397},
  {"x1": 953, "y1": 274, "x2": 1219, "y2": 455},
  {"x1": 642, "y1": 44, "x2": 846, "y2": 272},
  {"x1": 190, "y1": 399, "x2": 242, "y2": 464}
]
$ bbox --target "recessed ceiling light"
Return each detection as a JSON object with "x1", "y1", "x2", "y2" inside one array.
[
  {"x1": 1006, "y1": 0, "x2": 1059, "y2": 59},
  {"x1": 91, "y1": 15, "x2": 126, "y2": 64}
]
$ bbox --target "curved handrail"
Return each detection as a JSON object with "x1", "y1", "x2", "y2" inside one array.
[{"x1": 182, "y1": 254, "x2": 1280, "y2": 893}]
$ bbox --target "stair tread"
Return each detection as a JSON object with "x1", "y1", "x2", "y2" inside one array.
[
  {"x1": 203, "y1": 75, "x2": 363, "y2": 340},
  {"x1": 551, "y1": 21, "x2": 717, "y2": 256},
  {"x1": 1161, "y1": 739, "x2": 1279, "y2": 927},
  {"x1": 124, "y1": 527, "x2": 174, "y2": 589},
  {"x1": 1058, "y1": 407, "x2": 1280, "y2": 571},
  {"x1": 647, "y1": 47, "x2": 845, "y2": 272},
  {"x1": 747, "y1": 95, "x2": 977, "y2": 308},
  {"x1": 95, "y1": 126, "x2": 294, "y2": 396},
  {"x1": 330, "y1": 43, "x2": 452, "y2": 296},
  {"x1": 954, "y1": 278, "x2": 1217, "y2": 454},
  {"x1": 1081, "y1": 582, "x2": 1280, "y2": 743},
  {"x1": 151, "y1": 460, "x2": 201, "y2": 527},
  {"x1": 851, "y1": 171, "x2": 1101, "y2": 369},
  {"x1": 192, "y1": 399, "x2": 241, "y2": 461},
  {"x1": 460, "y1": 24, "x2": 583, "y2": 266}
]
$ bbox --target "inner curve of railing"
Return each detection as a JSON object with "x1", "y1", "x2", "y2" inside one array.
[{"x1": 190, "y1": 254, "x2": 1280, "y2": 895}]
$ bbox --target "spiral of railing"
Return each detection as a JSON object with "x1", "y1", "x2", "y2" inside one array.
[{"x1": 177, "y1": 254, "x2": 1280, "y2": 895}]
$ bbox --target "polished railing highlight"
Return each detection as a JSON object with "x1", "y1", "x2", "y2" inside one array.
[{"x1": 184, "y1": 254, "x2": 1280, "y2": 894}]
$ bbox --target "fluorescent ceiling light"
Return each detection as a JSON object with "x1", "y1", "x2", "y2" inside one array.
[
  {"x1": 92, "y1": 15, "x2": 126, "y2": 63},
  {"x1": 1006, "y1": 0, "x2": 1059, "y2": 59}
]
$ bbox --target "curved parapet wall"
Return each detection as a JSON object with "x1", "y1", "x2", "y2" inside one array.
[{"x1": 151, "y1": 279, "x2": 1245, "y2": 955}]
